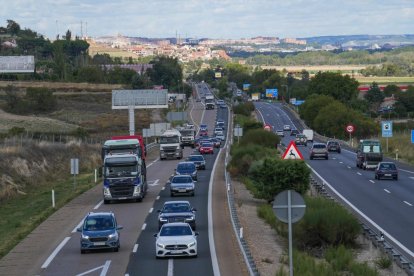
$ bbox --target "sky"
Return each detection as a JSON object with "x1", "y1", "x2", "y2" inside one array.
[{"x1": 1, "y1": 0, "x2": 414, "y2": 40}]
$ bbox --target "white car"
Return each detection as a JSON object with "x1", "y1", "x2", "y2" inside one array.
[
  {"x1": 283, "y1": 125, "x2": 291, "y2": 131},
  {"x1": 214, "y1": 127, "x2": 224, "y2": 136},
  {"x1": 276, "y1": 130, "x2": 284, "y2": 137},
  {"x1": 215, "y1": 133, "x2": 225, "y2": 141},
  {"x1": 154, "y1": 222, "x2": 198, "y2": 258}
]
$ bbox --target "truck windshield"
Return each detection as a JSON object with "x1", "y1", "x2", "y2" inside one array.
[
  {"x1": 160, "y1": 136, "x2": 179, "y2": 144},
  {"x1": 363, "y1": 145, "x2": 381, "y2": 153},
  {"x1": 105, "y1": 165, "x2": 138, "y2": 177},
  {"x1": 180, "y1": 130, "x2": 194, "y2": 136}
]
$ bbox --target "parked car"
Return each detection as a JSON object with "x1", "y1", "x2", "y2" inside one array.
[
  {"x1": 199, "y1": 142, "x2": 214, "y2": 154},
  {"x1": 276, "y1": 130, "x2": 284, "y2": 137},
  {"x1": 175, "y1": 162, "x2": 197, "y2": 181},
  {"x1": 295, "y1": 134, "x2": 307, "y2": 146},
  {"x1": 154, "y1": 222, "x2": 198, "y2": 258},
  {"x1": 290, "y1": 129, "x2": 299, "y2": 136},
  {"x1": 158, "y1": 201, "x2": 197, "y2": 230},
  {"x1": 326, "y1": 140, "x2": 341, "y2": 153},
  {"x1": 283, "y1": 125, "x2": 291, "y2": 131},
  {"x1": 310, "y1": 143, "x2": 328, "y2": 160},
  {"x1": 169, "y1": 175, "x2": 195, "y2": 196},
  {"x1": 186, "y1": 154, "x2": 206, "y2": 170},
  {"x1": 77, "y1": 212, "x2": 123, "y2": 254},
  {"x1": 375, "y1": 162, "x2": 398, "y2": 180}
]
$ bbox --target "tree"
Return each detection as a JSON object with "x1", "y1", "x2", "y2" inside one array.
[
  {"x1": 131, "y1": 73, "x2": 152, "y2": 89},
  {"x1": 313, "y1": 101, "x2": 352, "y2": 139},
  {"x1": 307, "y1": 72, "x2": 359, "y2": 104},
  {"x1": 65, "y1": 29, "x2": 72, "y2": 41},
  {"x1": 6, "y1": 20, "x2": 20, "y2": 36},
  {"x1": 147, "y1": 57, "x2": 183, "y2": 92},
  {"x1": 383, "y1": 84, "x2": 401, "y2": 97},
  {"x1": 299, "y1": 94, "x2": 335, "y2": 128},
  {"x1": 364, "y1": 82, "x2": 384, "y2": 112},
  {"x1": 301, "y1": 69, "x2": 310, "y2": 81},
  {"x1": 26, "y1": 87, "x2": 57, "y2": 113}
]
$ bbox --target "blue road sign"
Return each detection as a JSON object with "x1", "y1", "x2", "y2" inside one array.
[
  {"x1": 265, "y1": 88, "x2": 278, "y2": 98},
  {"x1": 411, "y1": 130, "x2": 414, "y2": 143},
  {"x1": 381, "y1": 121, "x2": 393, "y2": 138},
  {"x1": 243, "y1": 84, "x2": 251, "y2": 91},
  {"x1": 294, "y1": 100, "x2": 305, "y2": 106}
]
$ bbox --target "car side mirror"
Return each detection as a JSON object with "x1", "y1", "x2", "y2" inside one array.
[
  {"x1": 195, "y1": 232, "x2": 199, "y2": 236},
  {"x1": 153, "y1": 233, "x2": 158, "y2": 237},
  {"x1": 76, "y1": 227, "x2": 82, "y2": 232},
  {"x1": 157, "y1": 210, "x2": 161, "y2": 213},
  {"x1": 192, "y1": 208, "x2": 197, "y2": 212},
  {"x1": 117, "y1": 226, "x2": 123, "y2": 230}
]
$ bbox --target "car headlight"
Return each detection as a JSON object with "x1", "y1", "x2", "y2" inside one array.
[
  {"x1": 157, "y1": 242, "x2": 165, "y2": 249},
  {"x1": 176, "y1": 146, "x2": 180, "y2": 150},
  {"x1": 81, "y1": 234, "x2": 89, "y2": 240},
  {"x1": 108, "y1": 232, "x2": 118, "y2": 240},
  {"x1": 192, "y1": 171, "x2": 196, "y2": 176},
  {"x1": 185, "y1": 216, "x2": 195, "y2": 221},
  {"x1": 187, "y1": 241, "x2": 196, "y2": 247},
  {"x1": 133, "y1": 186, "x2": 141, "y2": 196},
  {"x1": 159, "y1": 217, "x2": 168, "y2": 222},
  {"x1": 103, "y1": 188, "x2": 111, "y2": 196}
]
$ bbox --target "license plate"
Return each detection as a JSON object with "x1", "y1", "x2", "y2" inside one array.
[
  {"x1": 94, "y1": 242, "x2": 106, "y2": 246},
  {"x1": 171, "y1": 250, "x2": 182, "y2": 254},
  {"x1": 118, "y1": 197, "x2": 127, "y2": 200},
  {"x1": 385, "y1": 174, "x2": 391, "y2": 177},
  {"x1": 179, "y1": 189, "x2": 187, "y2": 192}
]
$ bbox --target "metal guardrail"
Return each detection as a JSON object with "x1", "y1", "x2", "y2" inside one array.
[{"x1": 223, "y1": 111, "x2": 260, "y2": 276}]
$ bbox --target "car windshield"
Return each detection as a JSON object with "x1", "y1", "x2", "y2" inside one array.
[
  {"x1": 162, "y1": 203, "x2": 191, "y2": 213},
  {"x1": 160, "y1": 225, "x2": 192, "y2": 236},
  {"x1": 84, "y1": 217, "x2": 114, "y2": 231},
  {"x1": 172, "y1": 176, "x2": 192, "y2": 183},
  {"x1": 177, "y1": 163, "x2": 195, "y2": 170},
  {"x1": 202, "y1": 143, "x2": 213, "y2": 147},
  {"x1": 328, "y1": 142, "x2": 339, "y2": 145},
  {"x1": 160, "y1": 136, "x2": 179, "y2": 144},
  {"x1": 189, "y1": 156, "x2": 203, "y2": 161},
  {"x1": 313, "y1": 144, "x2": 326, "y2": 149},
  {"x1": 380, "y1": 163, "x2": 396, "y2": 170}
]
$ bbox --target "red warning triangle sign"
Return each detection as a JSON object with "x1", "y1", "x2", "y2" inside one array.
[{"x1": 282, "y1": 141, "x2": 304, "y2": 160}]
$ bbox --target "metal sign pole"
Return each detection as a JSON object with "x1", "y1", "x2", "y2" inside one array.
[
  {"x1": 386, "y1": 137, "x2": 389, "y2": 153},
  {"x1": 288, "y1": 190, "x2": 293, "y2": 276}
]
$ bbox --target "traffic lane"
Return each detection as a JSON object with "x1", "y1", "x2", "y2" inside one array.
[
  {"x1": 125, "y1": 150, "x2": 217, "y2": 276},
  {"x1": 309, "y1": 157, "x2": 414, "y2": 256},
  {"x1": 42, "y1": 152, "x2": 182, "y2": 276}
]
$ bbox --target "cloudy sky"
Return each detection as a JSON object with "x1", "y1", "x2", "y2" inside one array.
[{"x1": 1, "y1": 0, "x2": 413, "y2": 39}]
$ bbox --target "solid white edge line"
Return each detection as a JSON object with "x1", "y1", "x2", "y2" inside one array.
[
  {"x1": 93, "y1": 200, "x2": 104, "y2": 210},
  {"x1": 132, "y1": 244, "x2": 139, "y2": 253},
  {"x1": 167, "y1": 258, "x2": 174, "y2": 276},
  {"x1": 384, "y1": 189, "x2": 391, "y2": 194},
  {"x1": 404, "y1": 201, "x2": 413, "y2": 207},
  {"x1": 339, "y1": 161, "x2": 343, "y2": 164},
  {"x1": 149, "y1": 208, "x2": 153, "y2": 213},
  {"x1": 399, "y1": 168, "x2": 414, "y2": 174},
  {"x1": 369, "y1": 180, "x2": 375, "y2": 183},
  {"x1": 307, "y1": 164, "x2": 414, "y2": 258},
  {"x1": 142, "y1": 223, "x2": 147, "y2": 231},
  {"x1": 72, "y1": 219, "x2": 84, "y2": 233},
  {"x1": 41, "y1": 237, "x2": 71, "y2": 268},
  {"x1": 99, "y1": 260, "x2": 111, "y2": 276},
  {"x1": 357, "y1": 172, "x2": 362, "y2": 175},
  {"x1": 347, "y1": 166, "x2": 351, "y2": 169}
]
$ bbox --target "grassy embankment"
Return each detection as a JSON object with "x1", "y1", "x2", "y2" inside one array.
[
  {"x1": 0, "y1": 172, "x2": 98, "y2": 259},
  {"x1": 380, "y1": 132, "x2": 414, "y2": 165}
]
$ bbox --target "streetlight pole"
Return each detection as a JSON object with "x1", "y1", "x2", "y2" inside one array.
[{"x1": 282, "y1": 85, "x2": 289, "y2": 104}]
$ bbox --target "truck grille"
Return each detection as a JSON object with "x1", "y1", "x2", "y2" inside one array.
[
  {"x1": 163, "y1": 146, "x2": 177, "y2": 153},
  {"x1": 109, "y1": 183, "x2": 134, "y2": 197}
]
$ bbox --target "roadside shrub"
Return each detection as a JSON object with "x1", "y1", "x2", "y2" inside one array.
[
  {"x1": 325, "y1": 245, "x2": 353, "y2": 271},
  {"x1": 248, "y1": 158, "x2": 310, "y2": 201},
  {"x1": 233, "y1": 102, "x2": 255, "y2": 116},
  {"x1": 8, "y1": 127, "x2": 26, "y2": 136},
  {"x1": 375, "y1": 255, "x2": 392, "y2": 269},
  {"x1": 239, "y1": 129, "x2": 280, "y2": 148},
  {"x1": 294, "y1": 197, "x2": 361, "y2": 249},
  {"x1": 292, "y1": 250, "x2": 335, "y2": 276},
  {"x1": 228, "y1": 144, "x2": 274, "y2": 177},
  {"x1": 349, "y1": 262, "x2": 378, "y2": 276}
]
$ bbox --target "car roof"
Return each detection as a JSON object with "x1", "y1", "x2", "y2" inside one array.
[
  {"x1": 178, "y1": 161, "x2": 195, "y2": 165},
  {"x1": 189, "y1": 154, "x2": 204, "y2": 158},
  {"x1": 161, "y1": 222, "x2": 191, "y2": 227},
  {"x1": 87, "y1": 212, "x2": 114, "y2": 218},
  {"x1": 164, "y1": 200, "x2": 190, "y2": 205}
]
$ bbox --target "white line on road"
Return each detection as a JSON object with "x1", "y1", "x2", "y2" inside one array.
[
  {"x1": 149, "y1": 207, "x2": 153, "y2": 213},
  {"x1": 400, "y1": 168, "x2": 414, "y2": 174},
  {"x1": 72, "y1": 219, "x2": 84, "y2": 233},
  {"x1": 76, "y1": 260, "x2": 111, "y2": 276},
  {"x1": 369, "y1": 180, "x2": 375, "y2": 183},
  {"x1": 142, "y1": 223, "x2": 147, "y2": 230},
  {"x1": 347, "y1": 166, "x2": 351, "y2": 169},
  {"x1": 132, "y1": 244, "x2": 139, "y2": 253},
  {"x1": 357, "y1": 172, "x2": 362, "y2": 175},
  {"x1": 404, "y1": 201, "x2": 413, "y2": 207},
  {"x1": 156, "y1": 196, "x2": 160, "y2": 200},
  {"x1": 100, "y1": 260, "x2": 111, "y2": 276},
  {"x1": 93, "y1": 200, "x2": 104, "y2": 210},
  {"x1": 410, "y1": 177, "x2": 414, "y2": 180},
  {"x1": 332, "y1": 157, "x2": 337, "y2": 160},
  {"x1": 339, "y1": 161, "x2": 343, "y2": 164},
  {"x1": 167, "y1": 259, "x2": 174, "y2": 276},
  {"x1": 384, "y1": 189, "x2": 391, "y2": 194},
  {"x1": 41, "y1": 237, "x2": 71, "y2": 268},
  {"x1": 161, "y1": 187, "x2": 165, "y2": 190}
]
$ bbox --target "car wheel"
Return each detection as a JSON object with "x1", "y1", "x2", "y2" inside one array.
[
  {"x1": 338, "y1": 150, "x2": 341, "y2": 153},
  {"x1": 81, "y1": 249, "x2": 86, "y2": 254},
  {"x1": 191, "y1": 192, "x2": 195, "y2": 196},
  {"x1": 395, "y1": 176, "x2": 398, "y2": 180},
  {"x1": 104, "y1": 199, "x2": 110, "y2": 204},
  {"x1": 374, "y1": 174, "x2": 377, "y2": 180},
  {"x1": 113, "y1": 246, "x2": 119, "y2": 252},
  {"x1": 310, "y1": 156, "x2": 313, "y2": 160},
  {"x1": 170, "y1": 192, "x2": 174, "y2": 197}
]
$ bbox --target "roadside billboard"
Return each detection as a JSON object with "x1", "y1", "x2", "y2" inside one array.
[
  {"x1": 215, "y1": 72, "x2": 222, "y2": 78},
  {"x1": 243, "y1": 84, "x2": 251, "y2": 91},
  {"x1": 265, "y1": 88, "x2": 278, "y2": 98},
  {"x1": 0, "y1": 56, "x2": 35, "y2": 73}
]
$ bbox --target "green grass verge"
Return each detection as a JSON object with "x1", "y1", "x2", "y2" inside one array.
[
  {"x1": 0, "y1": 173, "x2": 99, "y2": 259},
  {"x1": 380, "y1": 132, "x2": 414, "y2": 165},
  {"x1": 355, "y1": 76, "x2": 414, "y2": 84}
]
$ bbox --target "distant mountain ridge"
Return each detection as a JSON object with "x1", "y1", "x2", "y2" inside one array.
[{"x1": 301, "y1": 34, "x2": 414, "y2": 46}]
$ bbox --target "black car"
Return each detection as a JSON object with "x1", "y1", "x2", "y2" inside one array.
[
  {"x1": 186, "y1": 154, "x2": 206, "y2": 170},
  {"x1": 375, "y1": 162, "x2": 398, "y2": 180},
  {"x1": 158, "y1": 201, "x2": 197, "y2": 230},
  {"x1": 290, "y1": 129, "x2": 299, "y2": 136},
  {"x1": 326, "y1": 140, "x2": 341, "y2": 153}
]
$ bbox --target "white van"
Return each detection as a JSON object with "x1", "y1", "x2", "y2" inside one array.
[{"x1": 302, "y1": 129, "x2": 314, "y2": 142}]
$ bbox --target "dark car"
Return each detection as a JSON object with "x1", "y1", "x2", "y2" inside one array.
[
  {"x1": 158, "y1": 201, "x2": 196, "y2": 230},
  {"x1": 175, "y1": 162, "x2": 197, "y2": 181},
  {"x1": 186, "y1": 154, "x2": 206, "y2": 170},
  {"x1": 295, "y1": 134, "x2": 307, "y2": 146},
  {"x1": 375, "y1": 162, "x2": 398, "y2": 180},
  {"x1": 211, "y1": 137, "x2": 221, "y2": 148},
  {"x1": 169, "y1": 175, "x2": 195, "y2": 197},
  {"x1": 77, "y1": 212, "x2": 123, "y2": 254},
  {"x1": 290, "y1": 129, "x2": 299, "y2": 136},
  {"x1": 310, "y1": 143, "x2": 328, "y2": 160},
  {"x1": 327, "y1": 140, "x2": 341, "y2": 153}
]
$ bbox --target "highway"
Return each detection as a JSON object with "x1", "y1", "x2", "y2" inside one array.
[
  {"x1": 254, "y1": 101, "x2": 414, "y2": 262},
  {"x1": 38, "y1": 83, "x2": 230, "y2": 275}
]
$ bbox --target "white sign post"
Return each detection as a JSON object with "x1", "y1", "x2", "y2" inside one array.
[{"x1": 71, "y1": 158, "x2": 79, "y2": 189}]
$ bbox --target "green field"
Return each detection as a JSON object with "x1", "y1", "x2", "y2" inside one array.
[{"x1": 355, "y1": 76, "x2": 414, "y2": 84}]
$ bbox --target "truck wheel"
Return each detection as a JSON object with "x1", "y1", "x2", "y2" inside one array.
[
  {"x1": 81, "y1": 249, "x2": 86, "y2": 254},
  {"x1": 104, "y1": 199, "x2": 110, "y2": 204}
]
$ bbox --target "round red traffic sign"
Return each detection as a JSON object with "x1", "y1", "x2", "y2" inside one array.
[
  {"x1": 346, "y1": 124, "x2": 355, "y2": 134},
  {"x1": 264, "y1": 124, "x2": 271, "y2": 131}
]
